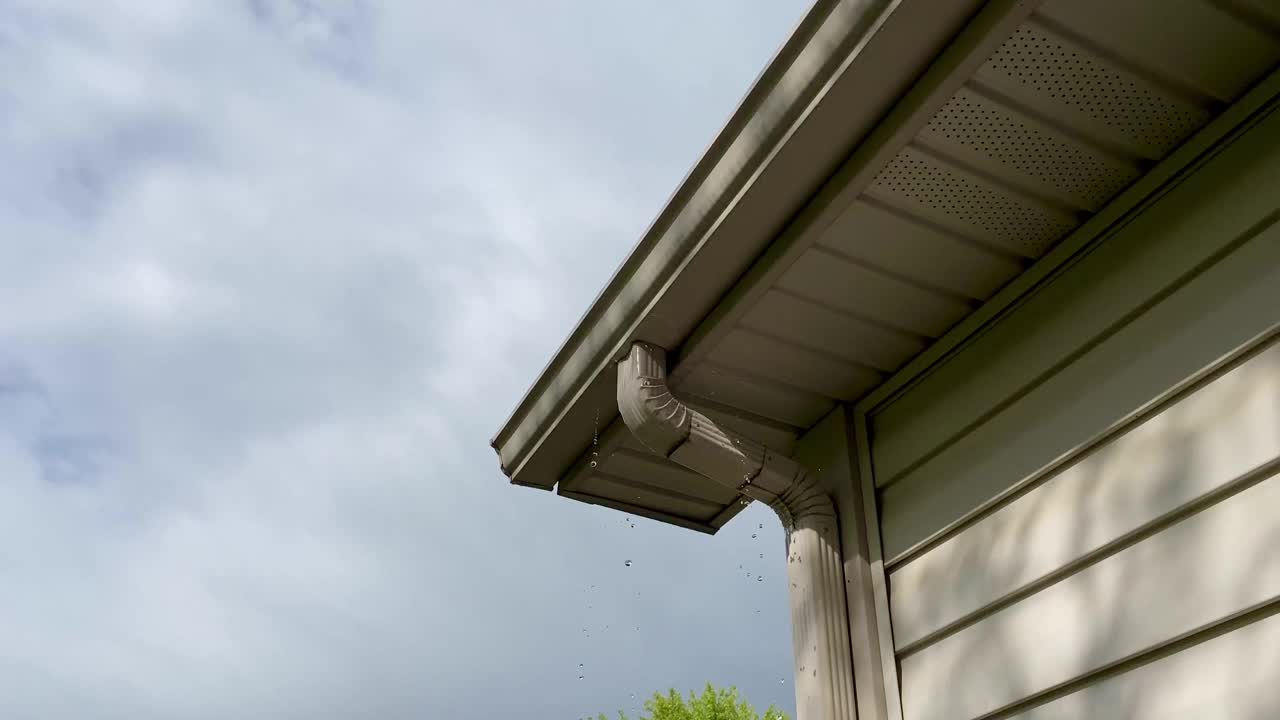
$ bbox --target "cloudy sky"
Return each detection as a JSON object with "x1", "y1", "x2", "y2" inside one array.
[{"x1": 0, "y1": 1, "x2": 812, "y2": 718}]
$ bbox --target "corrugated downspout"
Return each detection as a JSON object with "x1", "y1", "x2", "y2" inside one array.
[{"x1": 618, "y1": 342, "x2": 857, "y2": 720}]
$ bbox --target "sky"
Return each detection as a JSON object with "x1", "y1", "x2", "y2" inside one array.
[{"x1": 0, "y1": 1, "x2": 813, "y2": 718}]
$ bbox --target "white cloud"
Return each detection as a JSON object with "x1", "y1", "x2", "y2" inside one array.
[{"x1": 0, "y1": 1, "x2": 810, "y2": 717}]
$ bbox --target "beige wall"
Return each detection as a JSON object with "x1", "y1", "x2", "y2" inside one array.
[{"x1": 869, "y1": 98, "x2": 1280, "y2": 719}]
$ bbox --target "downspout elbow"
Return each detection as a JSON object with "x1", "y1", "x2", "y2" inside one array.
[
  {"x1": 616, "y1": 343, "x2": 691, "y2": 458},
  {"x1": 617, "y1": 343, "x2": 836, "y2": 528}
]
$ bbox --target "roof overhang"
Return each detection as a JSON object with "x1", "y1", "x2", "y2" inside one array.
[
  {"x1": 492, "y1": 0, "x2": 988, "y2": 491},
  {"x1": 492, "y1": 0, "x2": 1280, "y2": 532}
]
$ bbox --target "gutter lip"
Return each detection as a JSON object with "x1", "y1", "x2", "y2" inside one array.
[
  {"x1": 489, "y1": 0, "x2": 843, "y2": 452},
  {"x1": 491, "y1": 0, "x2": 906, "y2": 478}
]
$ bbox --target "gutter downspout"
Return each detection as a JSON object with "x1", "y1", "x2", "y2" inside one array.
[{"x1": 617, "y1": 342, "x2": 857, "y2": 720}]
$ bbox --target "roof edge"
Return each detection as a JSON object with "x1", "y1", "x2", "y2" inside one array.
[{"x1": 492, "y1": 0, "x2": 903, "y2": 481}]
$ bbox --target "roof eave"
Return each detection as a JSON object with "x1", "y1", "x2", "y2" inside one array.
[{"x1": 493, "y1": 0, "x2": 987, "y2": 490}]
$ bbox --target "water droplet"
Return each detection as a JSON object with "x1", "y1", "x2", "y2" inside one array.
[
  {"x1": 589, "y1": 459, "x2": 598, "y2": 468},
  {"x1": 758, "y1": 523, "x2": 763, "y2": 529},
  {"x1": 624, "y1": 559, "x2": 632, "y2": 567},
  {"x1": 751, "y1": 533, "x2": 757, "y2": 539},
  {"x1": 579, "y1": 663, "x2": 584, "y2": 668},
  {"x1": 756, "y1": 575, "x2": 763, "y2": 582},
  {"x1": 779, "y1": 678, "x2": 785, "y2": 684},
  {"x1": 759, "y1": 553, "x2": 764, "y2": 559},
  {"x1": 579, "y1": 675, "x2": 584, "y2": 680}
]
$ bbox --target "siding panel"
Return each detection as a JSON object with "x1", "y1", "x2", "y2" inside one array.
[
  {"x1": 899, "y1": 467, "x2": 1280, "y2": 720},
  {"x1": 1007, "y1": 610, "x2": 1280, "y2": 719},
  {"x1": 890, "y1": 338, "x2": 1280, "y2": 650},
  {"x1": 880, "y1": 215, "x2": 1280, "y2": 563}
]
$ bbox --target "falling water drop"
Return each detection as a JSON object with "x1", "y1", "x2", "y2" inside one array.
[
  {"x1": 756, "y1": 575, "x2": 763, "y2": 582},
  {"x1": 759, "y1": 553, "x2": 764, "y2": 559},
  {"x1": 589, "y1": 410, "x2": 600, "y2": 467},
  {"x1": 758, "y1": 523, "x2": 763, "y2": 529},
  {"x1": 624, "y1": 559, "x2": 632, "y2": 567},
  {"x1": 779, "y1": 678, "x2": 785, "y2": 685},
  {"x1": 751, "y1": 533, "x2": 757, "y2": 539}
]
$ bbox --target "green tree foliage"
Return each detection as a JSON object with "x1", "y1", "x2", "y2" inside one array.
[{"x1": 595, "y1": 683, "x2": 790, "y2": 720}]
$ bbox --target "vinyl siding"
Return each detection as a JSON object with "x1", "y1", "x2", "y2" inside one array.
[{"x1": 872, "y1": 94, "x2": 1280, "y2": 720}]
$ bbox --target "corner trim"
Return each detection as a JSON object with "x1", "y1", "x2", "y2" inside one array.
[{"x1": 850, "y1": 407, "x2": 905, "y2": 720}]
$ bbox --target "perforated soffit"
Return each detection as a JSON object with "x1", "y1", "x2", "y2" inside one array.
[
  {"x1": 676, "y1": 0, "x2": 1275, "y2": 436},
  {"x1": 866, "y1": 20, "x2": 1214, "y2": 260}
]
